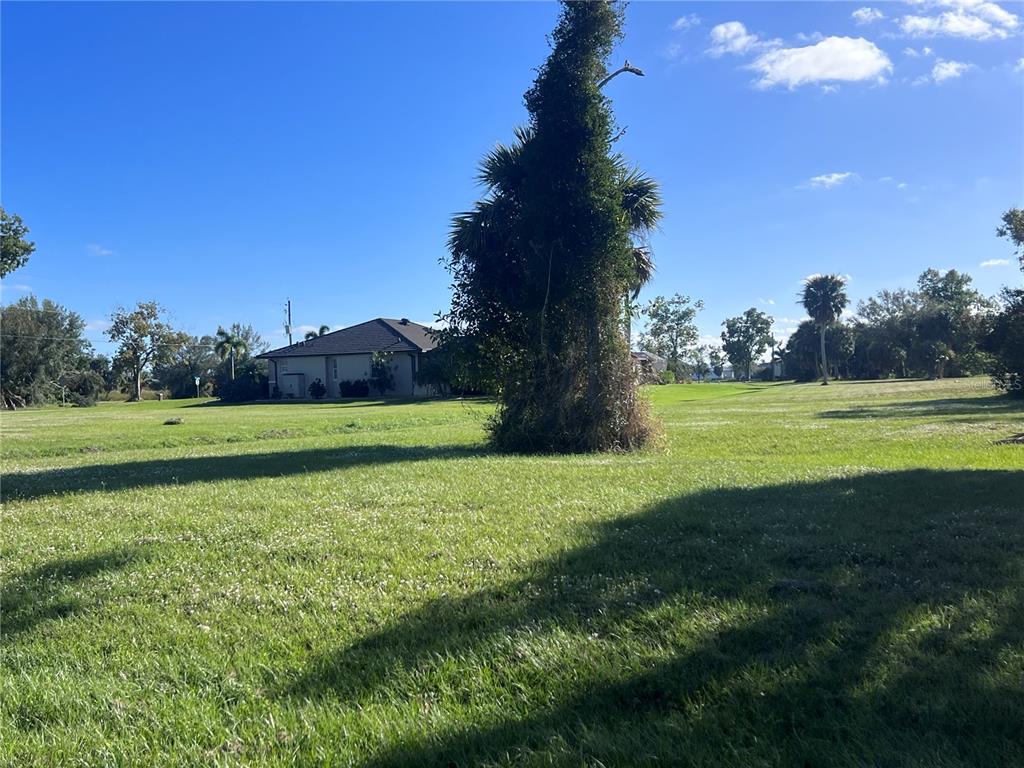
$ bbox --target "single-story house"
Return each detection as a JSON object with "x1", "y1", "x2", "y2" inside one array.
[{"x1": 257, "y1": 318, "x2": 437, "y2": 398}]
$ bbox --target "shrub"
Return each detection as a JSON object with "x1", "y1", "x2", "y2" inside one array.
[
  {"x1": 659, "y1": 370, "x2": 675, "y2": 385},
  {"x1": 339, "y1": 379, "x2": 370, "y2": 398},
  {"x1": 60, "y1": 370, "x2": 104, "y2": 407},
  {"x1": 217, "y1": 375, "x2": 265, "y2": 403},
  {"x1": 308, "y1": 378, "x2": 326, "y2": 399},
  {"x1": 370, "y1": 352, "x2": 395, "y2": 395}
]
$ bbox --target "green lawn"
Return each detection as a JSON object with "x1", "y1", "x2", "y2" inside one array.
[{"x1": 2, "y1": 378, "x2": 1022, "y2": 766}]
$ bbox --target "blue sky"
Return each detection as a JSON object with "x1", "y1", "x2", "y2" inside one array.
[{"x1": 2, "y1": 1, "x2": 1022, "y2": 356}]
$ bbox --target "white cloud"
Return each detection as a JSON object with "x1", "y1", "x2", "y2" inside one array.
[
  {"x1": 903, "y1": 45, "x2": 935, "y2": 56},
  {"x1": 87, "y1": 244, "x2": 113, "y2": 257},
  {"x1": 932, "y1": 58, "x2": 974, "y2": 80},
  {"x1": 808, "y1": 171, "x2": 857, "y2": 189},
  {"x1": 900, "y1": 0, "x2": 1019, "y2": 40},
  {"x1": 980, "y1": 258, "x2": 1011, "y2": 266},
  {"x1": 707, "y1": 21, "x2": 778, "y2": 57},
  {"x1": 759, "y1": 297, "x2": 776, "y2": 305},
  {"x1": 750, "y1": 36, "x2": 892, "y2": 89},
  {"x1": 85, "y1": 319, "x2": 112, "y2": 331},
  {"x1": 852, "y1": 7, "x2": 886, "y2": 25},
  {"x1": 915, "y1": 58, "x2": 976, "y2": 83},
  {"x1": 671, "y1": 14, "x2": 701, "y2": 32},
  {"x1": 1015, "y1": 57, "x2": 1024, "y2": 71}
]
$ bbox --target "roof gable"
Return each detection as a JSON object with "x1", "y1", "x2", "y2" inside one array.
[{"x1": 258, "y1": 318, "x2": 437, "y2": 359}]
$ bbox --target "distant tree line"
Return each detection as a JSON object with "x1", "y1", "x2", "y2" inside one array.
[
  {"x1": 1, "y1": 296, "x2": 270, "y2": 408},
  {"x1": 632, "y1": 208, "x2": 1023, "y2": 397}
]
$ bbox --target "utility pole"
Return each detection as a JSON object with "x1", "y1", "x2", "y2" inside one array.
[{"x1": 285, "y1": 299, "x2": 293, "y2": 346}]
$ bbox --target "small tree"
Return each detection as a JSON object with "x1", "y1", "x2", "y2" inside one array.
[
  {"x1": 640, "y1": 294, "x2": 704, "y2": 380},
  {"x1": 708, "y1": 346, "x2": 726, "y2": 378},
  {"x1": 1, "y1": 207, "x2": 35, "y2": 278},
  {"x1": 721, "y1": 308, "x2": 773, "y2": 380},
  {"x1": 370, "y1": 352, "x2": 395, "y2": 395},
  {"x1": 214, "y1": 327, "x2": 248, "y2": 381},
  {"x1": 689, "y1": 345, "x2": 711, "y2": 381},
  {"x1": 107, "y1": 302, "x2": 186, "y2": 401},
  {"x1": 801, "y1": 275, "x2": 849, "y2": 385}
]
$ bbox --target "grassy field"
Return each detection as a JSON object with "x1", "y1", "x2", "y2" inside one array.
[{"x1": 2, "y1": 378, "x2": 1022, "y2": 767}]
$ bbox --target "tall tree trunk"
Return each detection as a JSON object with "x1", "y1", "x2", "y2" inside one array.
[
  {"x1": 623, "y1": 292, "x2": 631, "y2": 348},
  {"x1": 819, "y1": 324, "x2": 829, "y2": 385},
  {"x1": 587, "y1": 308, "x2": 600, "y2": 416},
  {"x1": 135, "y1": 367, "x2": 143, "y2": 401},
  {"x1": 230, "y1": 351, "x2": 236, "y2": 381}
]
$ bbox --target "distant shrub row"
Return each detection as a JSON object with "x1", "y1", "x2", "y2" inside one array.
[{"x1": 339, "y1": 379, "x2": 371, "y2": 398}]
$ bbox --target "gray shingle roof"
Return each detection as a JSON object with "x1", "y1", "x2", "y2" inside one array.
[{"x1": 257, "y1": 318, "x2": 438, "y2": 359}]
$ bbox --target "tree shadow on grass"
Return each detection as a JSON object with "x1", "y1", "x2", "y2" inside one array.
[
  {"x1": 283, "y1": 469, "x2": 1024, "y2": 767},
  {"x1": 1, "y1": 547, "x2": 145, "y2": 640},
  {"x1": 1, "y1": 444, "x2": 487, "y2": 503},
  {"x1": 818, "y1": 395, "x2": 1024, "y2": 420}
]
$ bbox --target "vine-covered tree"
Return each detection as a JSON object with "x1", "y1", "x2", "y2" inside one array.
[
  {"x1": 107, "y1": 302, "x2": 187, "y2": 401},
  {"x1": 721, "y1": 308, "x2": 773, "y2": 381},
  {"x1": 0, "y1": 207, "x2": 36, "y2": 278},
  {"x1": 801, "y1": 274, "x2": 849, "y2": 385},
  {"x1": 445, "y1": 1, "x2": 659, "y2": 452}
]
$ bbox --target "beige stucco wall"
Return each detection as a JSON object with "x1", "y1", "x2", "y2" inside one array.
[{"x1": 268, "y1": 353, "x2": 427, "y2": 398}]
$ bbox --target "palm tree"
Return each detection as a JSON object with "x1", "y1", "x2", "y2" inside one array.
[
  {"x1": 214, "y1": 327, "x2": 248, "y2": 381},
  {"x1": 801, "y1": 274, "x2": 848, "y2": 385},
  {"x1": 304, "y1": 325, "x2": 330, "y2": 341},
  {"x1": 619, "y1": 160, "x2": 661, "y2": 347}
]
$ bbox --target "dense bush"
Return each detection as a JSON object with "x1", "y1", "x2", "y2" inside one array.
[
  {"x1": 415, "y1": 340, "x2": 493, "y2": 396},
  {"x1": 214, "y1": 358, "x2": 267, "y2": 403},
  {"x1": 986, "y1": 288, "x2": 1024, "y2": 398},
  {"x1": 308, "y1": 378, "x2": 326, "y2": 399},
  {"x1": 369, "y1": 352, "x2": 395, "y2": 395},
  {"x1": 60, "y1": 370, "x2": 105, "y2": 407},
  {"x1": 339, "y1": 379, "x2": 370, "y2": 398}
]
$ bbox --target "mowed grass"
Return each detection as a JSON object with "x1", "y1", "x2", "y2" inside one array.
[{"x1": 2, "y1": 378, "x2": 1022, "y2": 767}]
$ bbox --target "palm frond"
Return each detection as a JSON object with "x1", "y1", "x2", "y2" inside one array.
[
  {"x1": 630, "y1": 246, "x2": 655, "y2": 298},
  {"x1": 619, "y1": 166, "x2": 662, "y2": 235},
  {"x1": 801, "y1": 274, "x2": 849, "y2": 325}
]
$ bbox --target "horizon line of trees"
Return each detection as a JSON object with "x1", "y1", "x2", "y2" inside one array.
[
  {"x1": 634, "y1": 208, "x2": 1022, "y2": 397},
  {"x1": 0, "y1": 297, "x2": 272, "y2": 408}
]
